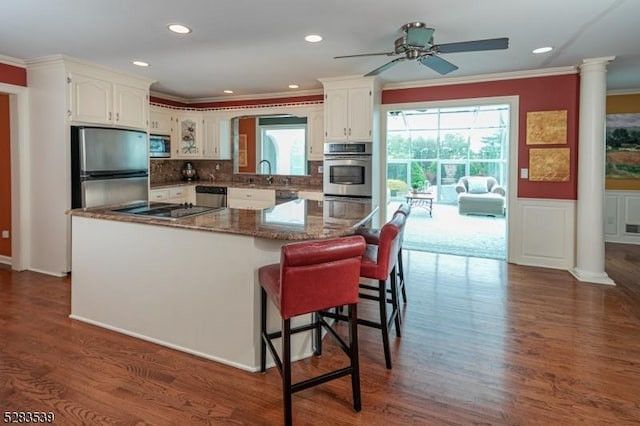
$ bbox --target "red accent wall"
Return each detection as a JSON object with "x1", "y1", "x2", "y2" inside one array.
[
  {"x1": 0, "y1": 94, "x2": 11, "y2": 256},
  {"x1": 382, "y1": 74, "x2": 580, "y2": 200},
  {"x1": 0, "y1": 63, "x2": 27, "y2": 87},
  {"x1": 239, "y1": 117, "x2": 256, "y2": 173}
]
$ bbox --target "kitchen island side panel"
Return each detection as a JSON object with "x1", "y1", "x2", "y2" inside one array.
[{"x1": 70, "y1": 216, "x2": 304, "y2": 371}]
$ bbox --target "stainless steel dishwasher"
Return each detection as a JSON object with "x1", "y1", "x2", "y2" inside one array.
[{"x1": 195, "y1": 186, "x2": 227, "y2": 207}]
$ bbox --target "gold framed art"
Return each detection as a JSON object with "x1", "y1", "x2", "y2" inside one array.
[
  {"x1": 529, "y1": 147, "x2": 570, "y2": 182},
  {"x1": 526, "y1": 110, "x2": 568, "y2": 145},
  {"x1": 238, "y1": 134, "x2": 247, "y2": 167}
]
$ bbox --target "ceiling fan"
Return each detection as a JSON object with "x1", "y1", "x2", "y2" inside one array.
[{"x1": 334, "y1": 22, "x2": 509, "y2": 77}]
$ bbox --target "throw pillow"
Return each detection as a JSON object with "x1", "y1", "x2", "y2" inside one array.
[{"x1": 467, "y1": 177, "x2": 489, "y2": 194}]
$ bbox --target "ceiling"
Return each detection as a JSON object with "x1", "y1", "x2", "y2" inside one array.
[{"x1": 2, "y1": 0, "x2": 640, "y2": 101}]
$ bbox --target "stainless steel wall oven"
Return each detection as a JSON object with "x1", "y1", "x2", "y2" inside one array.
[{"x1": 323, "y1": 142, "x2": 372, "y2": 198}]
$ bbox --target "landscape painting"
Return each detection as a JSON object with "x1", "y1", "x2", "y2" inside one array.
[{"x1": 606, "y1": 113, "x2": 640, "y2": 179}]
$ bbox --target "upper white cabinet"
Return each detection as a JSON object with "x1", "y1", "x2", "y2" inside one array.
[
  {"x1": 149, "y1": 105, "x2": 174, "y2": 136},
  {"x1": 323, "y1": 84, "x2": 374, "y2": 142},
  {"x1": 68, "y1": 70, "x2": 148, "y2": 130},
  {"x1": 202, "y1": 113, "x2": 231, "y2": 160},
  {"x1": 174, "y1": 113, "x2": 203, "y2": 158},
  {"x1": 307, "y1": 108, "x2": 324, "y2": 161}
]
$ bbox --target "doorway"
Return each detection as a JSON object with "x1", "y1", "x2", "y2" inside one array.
[{"x1": 384, "y1": 101, "x2": 511, "y2": 260}]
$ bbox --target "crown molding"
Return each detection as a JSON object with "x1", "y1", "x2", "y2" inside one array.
[
  {"x1": 606, "y1": 89, "x2": 640, "y2": 95},
  {"x1": 0, "y1": 54, "x2": 26, "y2": 68},
  {"x1": 188, "y1": 88, "x2": 323, "y2": 104},
  {"x1": 381, "y1": 66, "x2": 579, "y2": 91}
]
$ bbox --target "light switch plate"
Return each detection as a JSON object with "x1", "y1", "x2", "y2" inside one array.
[
  {"x1": 318, "y1": 165, "x2": 323, "y2": 174},
  {"x1": 520, "y1": 168, "x2": 528, "y2": 179}
]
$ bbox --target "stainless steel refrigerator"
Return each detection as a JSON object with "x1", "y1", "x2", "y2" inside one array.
[{"x1": 71, "y1": 126, "x2": 149, "y2": 208}]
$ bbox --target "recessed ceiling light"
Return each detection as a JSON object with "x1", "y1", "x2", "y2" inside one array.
[
  {"x1": 288, "y1": 84, "x2": 299, "y2": 89},
  {"x1": 223, "y1": 90, "x2": 234, "y2": 94},
  {"x1": 533, "y1": 46, "x2": 553, "y2": 54},
  {"x1": 304, "y1": 34, "x2": 322, "y2": 43},
  {"x1": 167, "y1": 24, "x2": 192, "y2": 34},
  {"x1": 132, "y1": 61, "x2": 149, "y2": 67}
]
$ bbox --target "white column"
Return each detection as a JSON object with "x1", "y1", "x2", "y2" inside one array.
[{"x1": 570, "y1": 57, "x2": 615, "y2": 285}]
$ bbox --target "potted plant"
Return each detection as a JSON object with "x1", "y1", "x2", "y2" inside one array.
[{"x1": 411, "y1": 182, "x2": 421, "y2": 193}]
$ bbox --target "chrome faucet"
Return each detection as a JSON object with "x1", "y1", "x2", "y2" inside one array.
[
  {"x1": 259, "y1": 159, "x2": 272, "y2": 175},
  {"x1": 259, "y1": 160, "x2": 273, "y2": 184}
]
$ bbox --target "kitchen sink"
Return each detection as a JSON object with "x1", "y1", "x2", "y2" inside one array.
[{"x1": 275, "y1": 190, "x2": 298, "y2": 204}]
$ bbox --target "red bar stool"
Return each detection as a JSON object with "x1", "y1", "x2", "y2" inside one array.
[
  {"x1": 259, "y1": 235, "x2": 366, "y2": 426},
  {"x1": 357, "y1": 212, "x2": 405, "y2": 369},
  {"x1": 355, "y1": 203, "x2": 411, "y2": 303}
]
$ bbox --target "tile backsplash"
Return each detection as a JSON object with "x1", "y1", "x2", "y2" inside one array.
[{"x1": 150, "y1": 159, "x2": 323, "y2": 188}]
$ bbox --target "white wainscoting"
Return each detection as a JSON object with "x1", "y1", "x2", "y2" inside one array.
[
  {"x1": 509, "y1": 198, "x2": 576, "y2": 270},
  {"x1": 605, "y1": 190, "x2": 640, "y2": 244}
]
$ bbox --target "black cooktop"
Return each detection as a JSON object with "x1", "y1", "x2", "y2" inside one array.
[{"x1": 110, "y1": 202, "x2": 221, "y2": 220}]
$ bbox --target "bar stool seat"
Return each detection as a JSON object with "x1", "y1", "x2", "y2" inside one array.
[
  {"x1": 355, "y1": 203, "x2": 411, "y2": 303},
  {"x1": 259, "y1": 235, "x2": 366, "y2": 426}
]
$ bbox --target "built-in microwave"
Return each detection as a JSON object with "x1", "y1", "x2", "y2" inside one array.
[{"x1": 149, "y1": 134, "x2": 171, "y2": 158}]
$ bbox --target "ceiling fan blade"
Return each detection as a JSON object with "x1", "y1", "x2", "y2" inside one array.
[
  {"x1": 419, "y1": 55, "x2": 459, "y2": 75},
  {"x1": 436, "y1": 37, "x2": 509, "y2": 54},
  {"x1": 334, "y1": 52, "x2": 396, "y2": 59},
  {"x1": 365, "y1": 57, "x2": 406, "y2": 77},
  {"x1": 405, "y1": 25, "x2": 434, "y2": 47}
]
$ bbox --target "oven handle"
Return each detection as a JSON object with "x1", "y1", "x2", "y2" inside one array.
[{"x1": 324, "y1": 156, "x2": 371, "y2": 162}]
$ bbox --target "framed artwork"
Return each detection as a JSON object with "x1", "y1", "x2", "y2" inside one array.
[
  {"x1": 606, "y1": 113, "x2": 640, "y2": 179},
  {"x1": 526, "y1": 110, "x2": 568, "y2": 145},
  {"x1": 238, "y1": 134, "x2": 248, "y2": 167},
  {"x1": 529, "y1": 147, "x2": 570, "y2": 182}
]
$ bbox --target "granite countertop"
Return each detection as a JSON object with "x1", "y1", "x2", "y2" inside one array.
[
  {"x1": 151, "y1": 180, "x2": 323, "y2": 192},
  {"x1": 68, "y1": 198, "x2": 376, "y2": 241}
]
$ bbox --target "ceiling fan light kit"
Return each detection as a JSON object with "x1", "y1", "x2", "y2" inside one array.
[{"x1": 335, "y1": 21, "x2": 509, "y2": 77}]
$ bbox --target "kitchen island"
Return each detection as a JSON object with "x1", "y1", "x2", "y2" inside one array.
[{"x1": 68, "y1": 198, "x2": 376, "y2": 371}]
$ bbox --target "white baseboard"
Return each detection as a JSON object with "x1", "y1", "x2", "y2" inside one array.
[{"x1": 0, "y1": 255, "x2": 11, "y2": 265}]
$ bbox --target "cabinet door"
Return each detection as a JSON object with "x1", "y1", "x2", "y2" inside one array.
[
  {"x1": 69, "y1": 72, "x2": 112, "y2": 125},
  {"x1": 202, "y1": 115, "x2": 232, "y2": 160},
  {"x1": 307, "y1": 109, "x2": 324, "y2": 161},
  {"x1": 149, "y1": 188, "x2": 169, "y2": 202},
  {"x1": 347, "y1": 87, "x2": 372, "y2": 141},
  {"x1": 149, "y1": 107, "x2": 173, "y2": 135},
  {"x1": 324, "y1": 88, "x2": 349, "y2": 141},
  {"x1": 174, "y1": 114, "x2": 202, "y2": 158},
  {"x1": 113, "y1": 84, "x2": 148, "y2": 130}
]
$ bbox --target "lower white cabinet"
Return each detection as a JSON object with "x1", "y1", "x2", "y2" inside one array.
[
  {"x1": 298, "y1": 190, "x2": 324, "y2": 201},
  {"x1": 149, "y1": 186, "x2": 196, "y2": 204},
  {"x1": 227, "y1": 188, "x2": 275, "y2": 210}
]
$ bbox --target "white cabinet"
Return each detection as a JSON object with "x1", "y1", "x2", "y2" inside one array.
[
  {"x1": 149, "y1": 106, "x2": 174, "y2": 136},
  {"x1": 150, "y1": 186, "x2": 196, "y2": 204},
  {"x1": 227, "y1": 188, "x2": 275, "y2": 210},
  {"x1": 174, "y1": 113, "x2": 203, "y2": 158},
  {"x1": 320, "y1": 77, "x2": 379, "y2": 143},
  {"x1": 298, "y1": 190, "x2": 324, "y2": 201},
  {"x1": 307, "y1": 109, "x2": 324, "y2": 161},
  {"x1": 68, "y1": 71, "x2": 148, "y2": 130},
  {"x1": 202, "y1": 114, "x2": 231, "y2": 160},
  {"x1": 149, "y1": 188, "x2": 169, "y2": 202},
  {"x1": 324, "y1": 87, "x2": 372, "y2": 142}
]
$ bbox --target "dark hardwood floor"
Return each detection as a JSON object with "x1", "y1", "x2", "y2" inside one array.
[{"x1": 1, "y1": 243, "x2": 639, "y2": 425}]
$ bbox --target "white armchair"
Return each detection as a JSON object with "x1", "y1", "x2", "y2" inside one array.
[{"x1": 455, "y1": 176, "x2": 505, "y2": 216}]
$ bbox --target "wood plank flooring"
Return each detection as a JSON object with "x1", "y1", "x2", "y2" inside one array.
[{"x1": 1, "y1": 243, "x2": 639, "y2": 425}]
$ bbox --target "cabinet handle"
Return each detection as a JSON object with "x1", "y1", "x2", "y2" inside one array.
[
  {"x1": 348, "y1": 128, "x2": 351, "y2": 136},
  {"x1": 343, "y1": 128, "x2": 347, "y2": 136},
  {"x1": 109, "y1": 112, "x2": 112, "y2": 121},
  {"x1": 116, "y1": 113, "x2": 120, "y2": 121}
]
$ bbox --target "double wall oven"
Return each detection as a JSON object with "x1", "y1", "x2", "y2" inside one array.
[{"x1": 323, "y1": 142, "x2": 372, "y2": 198}]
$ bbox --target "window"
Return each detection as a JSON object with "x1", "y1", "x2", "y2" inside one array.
[
  {"x1": 387, "y1": 104, "x2": 509, "y2": 203},
  {"x1": 258, "y1": 117, "x2": 307, "y2": 175}
]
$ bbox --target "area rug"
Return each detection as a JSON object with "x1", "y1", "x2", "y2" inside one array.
[{"x1": 391, "y1": 202, "x2": 506, "y2": 260}]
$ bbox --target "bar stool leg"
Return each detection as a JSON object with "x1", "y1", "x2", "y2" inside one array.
[
  {"x1": 314, "y1": 312, "x2": 322, "y2": 356},
  {"x1": 397, "y1": 248, "x2": 407, "y2": 303},
  {"x1": 260, "y1": 288, "x2": 267, "y2": 373},
  {"x1": 378, "y1": 279, "x2": 392, "y2": 369},
  {"x1": 348, "y1": 304, "x2": 362, "y2": 411},
  {"x1": 390, "y1": 268, "x2": 402, "y2": 337},
  {"x1": 283, "y1": 319, "x2": 292, "y2": 426}
]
